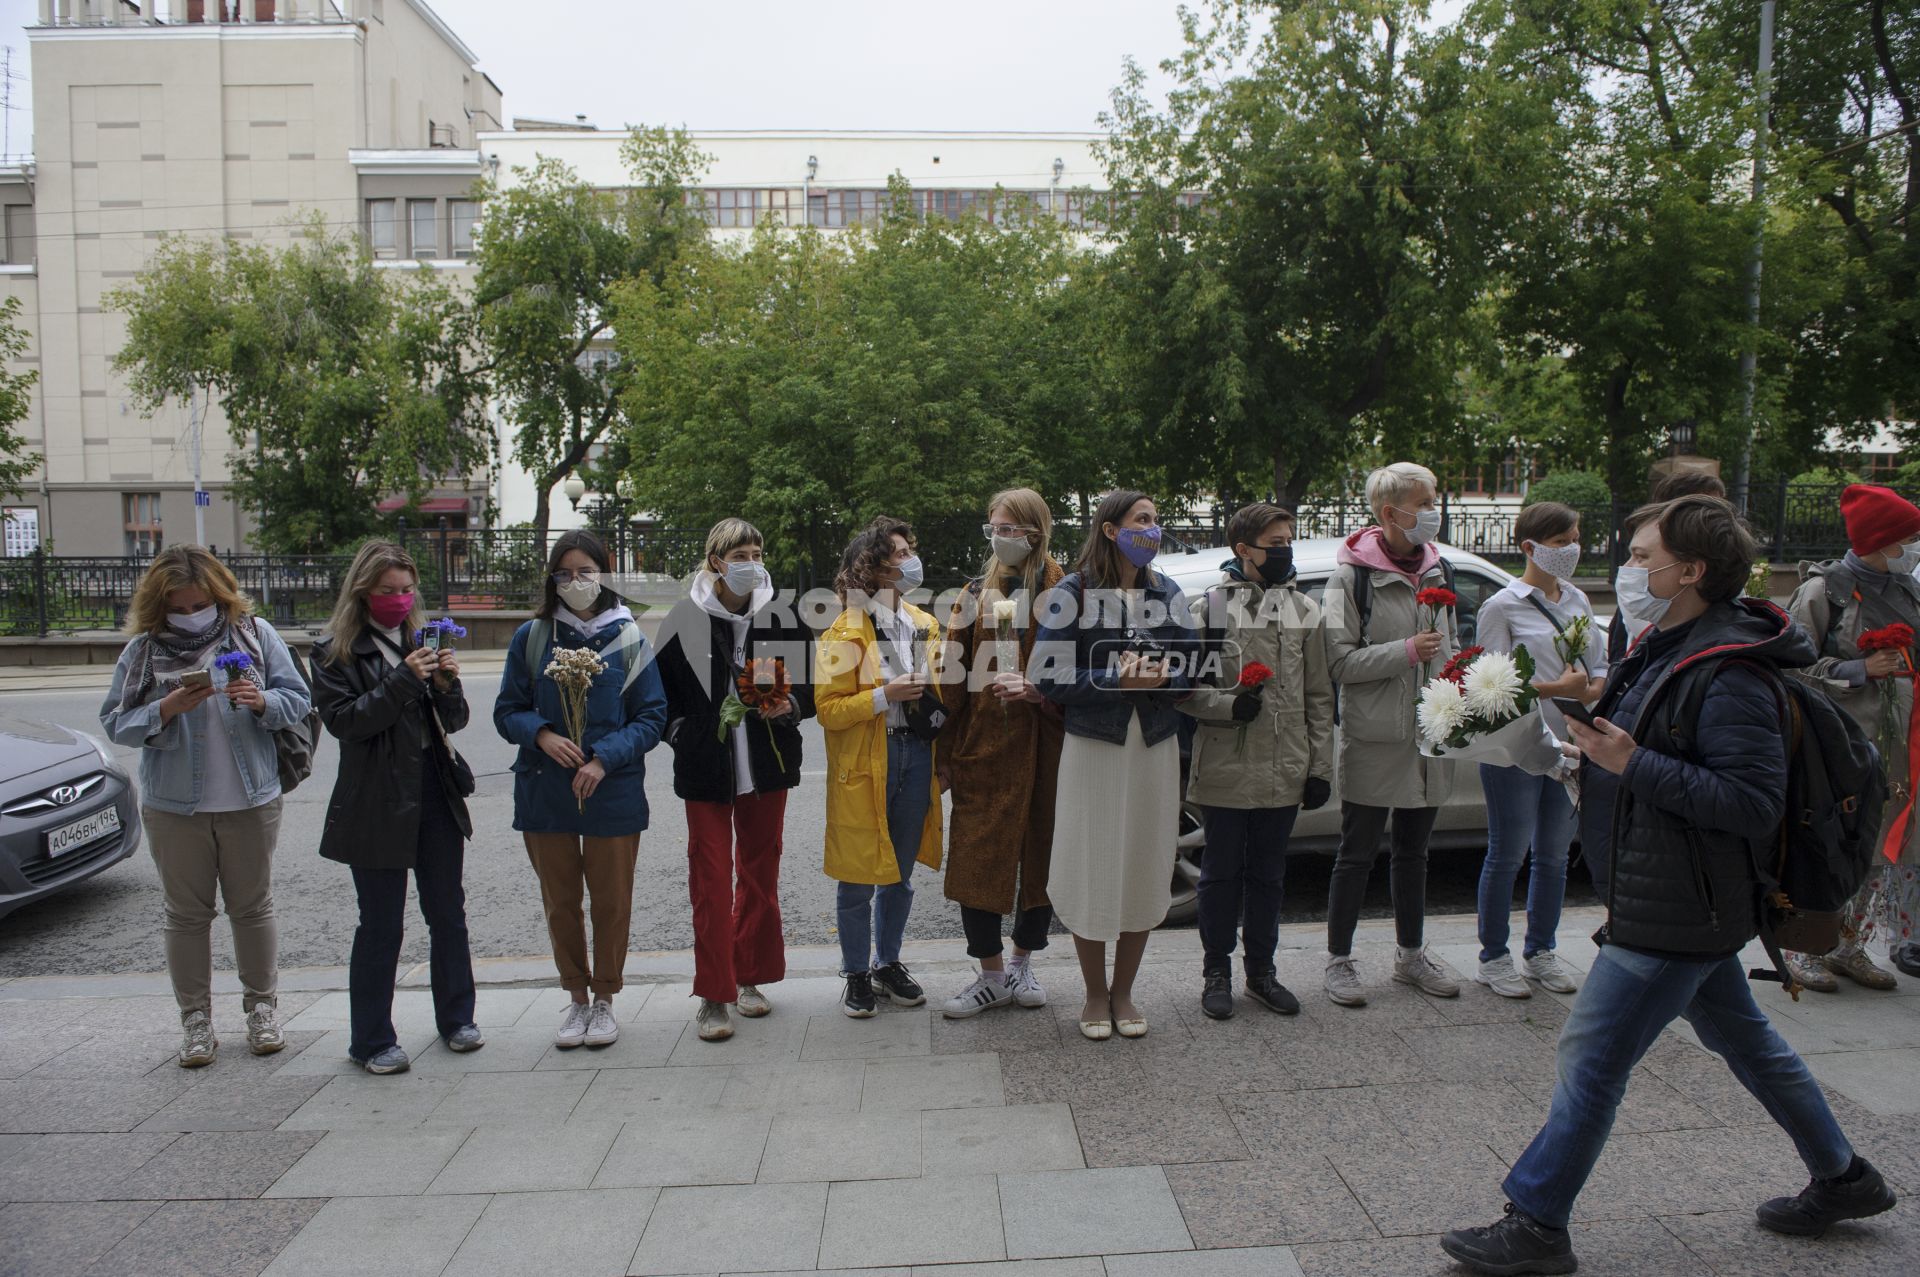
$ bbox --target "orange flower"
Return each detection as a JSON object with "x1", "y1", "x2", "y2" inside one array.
[{"x1": 736, "y1": 658, "x2": 790, "y2": 709}]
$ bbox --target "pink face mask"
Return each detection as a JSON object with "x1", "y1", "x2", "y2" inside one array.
[{"x1": 367, "y1": 592, "x2": 415, "y2": 628}]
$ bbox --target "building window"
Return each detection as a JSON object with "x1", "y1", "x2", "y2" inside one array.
[
  {"x1": 2, "y1": 507, "x2": 38, "y2": 557},
  {"x1": 367, "y1": 199, "x2": 397, "y2": 258},
  {"x1": 123, "y1": 494, "x2": 163, "y2": 558},
  {"x1": 409, "y1": 199, "x2": 439, "y2": 259},
  {"x1": 2, "y1": 206, "x2": 34, "y2": 266},
  {"x1": 924, "y1": 190, "x2": 980, "y2": 221},
  {"x1": 702, "y1": 189, "x2": 763, "y2": 229},
  {"x1": 762, "y1": 188, "x2": 802, "y2": 226},
  {"x1": 808, "y1": 189, "x2": 884, "y2": 229},
  {"x1": 450, "y1": 199, "x2": 478, "y2": 257},
  {"x1": 1865, "y1": 452, "x2": 1902, "y2": 481}
]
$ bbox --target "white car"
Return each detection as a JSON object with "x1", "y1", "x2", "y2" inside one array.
[{"x1": 1154, "y1": 538, "x2": 1515, "y2": 924}]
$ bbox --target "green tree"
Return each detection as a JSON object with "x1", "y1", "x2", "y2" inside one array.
[
  {"x1": 0, "y1": 295, "x2": 39, "y2": 500},
  {"x1": 471, "y1": 127, "x2": 710, "y2": 542},
  {"x1": 108, "y1": 224, "x2": 488, "y2": 552}
]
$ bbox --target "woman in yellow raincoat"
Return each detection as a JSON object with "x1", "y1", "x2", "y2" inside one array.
[{"x1": 816, "y1": 516, "x2": 945, "y2": 1017}]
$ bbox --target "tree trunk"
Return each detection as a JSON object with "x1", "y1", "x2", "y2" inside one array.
[{"x1": 532, "y1": 482, "x2": 552, "y2": 550}]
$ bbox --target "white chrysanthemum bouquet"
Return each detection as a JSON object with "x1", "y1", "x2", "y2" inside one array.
[{"x1": 1415, "y1": 643, "x2": 1563, "y2": 774}]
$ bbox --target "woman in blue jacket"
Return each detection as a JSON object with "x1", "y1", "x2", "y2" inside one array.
[{"x1": 495, "y1": 531, "x2": 668, "y2": 1050}]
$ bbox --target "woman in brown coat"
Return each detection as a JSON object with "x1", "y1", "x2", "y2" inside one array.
[{"x1": 937, "y1": 487, "x2": 1067, "y2": 1017}]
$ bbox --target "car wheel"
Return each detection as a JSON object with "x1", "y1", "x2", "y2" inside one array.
[{"x1": 1162, "y1": 801, "x2": 1206, "y2": 927}]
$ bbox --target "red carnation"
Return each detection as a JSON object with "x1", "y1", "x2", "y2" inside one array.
[
  {"x1": 1416, "y1": 587, "x2": 1458, "y2": 610},
  {"x1": 1858, "y1": 623, "x2": 1915, "y2": 654},
  {"x1": 1237, "y1": 662, "x2": 1275, "y2": 690},
  {"x1": 1440, "y1": 645, "x2": 1484, "y2": 684}
]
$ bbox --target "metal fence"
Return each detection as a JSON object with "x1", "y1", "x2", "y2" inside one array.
[{"x1": 0, "y1": 480, "x2": 1892, "y2": 637}]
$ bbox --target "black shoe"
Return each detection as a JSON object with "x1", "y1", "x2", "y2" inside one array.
[
  {"x1": 1439, "y1": 1203, "x2": 1578, "y2": 1275},
  {"x1": 1756, "y1": 1157, "x2": 1896, "y2": 1236},
  {"x1": 1245, "y1": 971, "x2": 1301, "y2": 1015},
  {"x1": 842, "y1": 971, "x2": 877, "y2": 1018},
  {"x1": 871, "y1": 962, "x2": 925, "y2": 1007},
  {"x1": 1893, "y1": 943, "x2": 1920, "y2": 979},
  {"x1": 1200, "y1": 972, "x2": 1235, "y2": 1020}
]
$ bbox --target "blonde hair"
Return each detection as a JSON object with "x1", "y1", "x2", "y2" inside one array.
[
  {"x1": 704, "y1": 517, "x2": 763, "y2": 571},
  {"x1": 978, "y1": 487, "x2": 1054, "y2": 599},
  {"x1": 1365, "y1": 462, "x2": 1439, "y2": 519},
  {"x1": 125, "y1": 544, "x2": 250, "y2": 637},
  {"x1": 322, "y1": 540, "x2": 422, "y2": 664}
]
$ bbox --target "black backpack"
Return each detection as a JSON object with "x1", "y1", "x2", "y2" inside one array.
[
  {"x1": 272, "y1": 640, "x2": 324, "y2": 793},
  {"x1": 1680, "y1": 658, "x2": 1885, "y2": 996}
]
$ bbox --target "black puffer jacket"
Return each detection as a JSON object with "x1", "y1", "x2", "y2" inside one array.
[{"x1": 1595, "y1": 598, "x2": 1811, "y2": 958}]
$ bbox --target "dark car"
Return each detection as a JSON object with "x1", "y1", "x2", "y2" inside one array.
[{"x1": 0, "y1": 712, "x2": 141, "y2": 919}]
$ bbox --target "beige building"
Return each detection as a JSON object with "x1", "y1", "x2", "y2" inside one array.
[{"x1": 2, "y1": 0, "x2": 499, "y2": 556}]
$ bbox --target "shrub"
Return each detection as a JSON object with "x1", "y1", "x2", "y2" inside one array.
[{"x1": 1524, "y1": 471, "x2": 1612, "y2": 510}]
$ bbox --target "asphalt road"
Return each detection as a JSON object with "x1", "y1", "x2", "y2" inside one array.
[{"x1": 0, "y1": 659, "x2": 1590, "y2": 980}]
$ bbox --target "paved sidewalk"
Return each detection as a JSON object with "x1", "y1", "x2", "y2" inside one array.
[{"x1": 0, "y1": 908, "x2": 1914, "y2": 1276}]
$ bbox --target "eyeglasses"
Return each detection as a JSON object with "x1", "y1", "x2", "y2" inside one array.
[
  {"x1": 549, "y1": 570, "x2": 602, "y2": 586},
  {"x1": 982, "y1": 523, "x2": 1035, "y2": 539}
]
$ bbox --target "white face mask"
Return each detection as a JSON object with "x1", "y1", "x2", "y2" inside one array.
[
  {"x1": 894, "y1": 556, "x2": 925, "y2": 590},
  {"x1": 167, "y1": 605, "x2": 220, "y2": 634},
  {"x1": 1616, "y1": 562, "x2": 1681, "y2": 625},
  {"x1": 1529, "y1": 541, "x2": 1582, "y2": 581},
  {"x1": 557, "y1": 578, "x2": 603, "y2": 613},
  {"x1": 722, "y1": 560, "x2": 768, "y2": 596},
  {"x1": 1889, "y1": 541, "x2": 1920, "y2": 574},
  {"x1": 990, "y1": 534, "x2": 1033, "y2": 567},
  {"x1": 1394, "y1": 506, "x2": 1443, "y2": 546}
]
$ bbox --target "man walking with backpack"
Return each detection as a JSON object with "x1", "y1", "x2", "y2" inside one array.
[
  {"x1": 1441, "y1": 495, "x2": 1895, "y2": 1276},
  {"x1": 1784, "y1": 484, "x2": 1920, "y2": 988}
]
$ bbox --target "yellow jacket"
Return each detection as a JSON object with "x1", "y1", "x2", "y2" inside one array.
[{"x1": 816, "y1": 601, "x2": 945, "y2": 884}]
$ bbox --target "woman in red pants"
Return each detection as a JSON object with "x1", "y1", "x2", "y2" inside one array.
[{"x1": 655, "y1": 518, "x2": 815, "y2": 1041}]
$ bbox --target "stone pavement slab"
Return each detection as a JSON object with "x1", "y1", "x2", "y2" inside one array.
[
  {"x1": 629, "y1": 1181, "x2": 827, "y2": 1275},
  {"x1": 444, "y1": 1187, "x2": 659, "y2": 1277},
  {"x1": 257, "y1": 1193, "x2": 489, "y2": 1277},
  {"x1": 592, "y1": 1109, "x2": 773, "y2": 1189},
  {"x1": 263, "y1": 1127, "x2": 472, "y2": 1198},
  {"x1": 81, "y1": 1198, "x2": 328, "y2": 1277},
  {"x1": 108, "y1": 1129, "x2": 323, "y2": 1201},
  {"x1": 0, "y1": 1131, "x2": 177, "y2": 1202},
  {"x1": 998, "y1": 1165, "x2": 1193, "y2": 1259},
  {"x1": 758, "y1": 1109, "x2": 921, "y2": 1183},
  {"x1": 425, "y1": 1120, "x2": 621, "y2": 1194},
  {"x1": 920, "y1": 1102, "x2": 1084, "y2": 1177},
  {"x1": 0, "y1": 1200, "x2": 164, "y2": 1274}
]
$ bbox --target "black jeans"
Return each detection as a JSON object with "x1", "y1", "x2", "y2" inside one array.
[
  {"x1": 960, "y1": 904, "x2": 1053, "y2": 959},
  {"x1": 1326, "y1": 801, "x2": 1438, "y2": 956},
  {"x1": 348, "y1": 757, "x2": 475, "y2": 1059},
  {"x1": 1197, "y1": 804, "x2": 1299, "y2": 977}
]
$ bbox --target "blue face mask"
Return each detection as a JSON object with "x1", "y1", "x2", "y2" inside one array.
[{"x1": 1115, "y1": 526, "x2": 1162, "y2": 567}]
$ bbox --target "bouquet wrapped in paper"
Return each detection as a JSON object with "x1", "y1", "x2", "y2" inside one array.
[{"x1": 1416, "y1": 644, "x2": 1563, "y2": 775}]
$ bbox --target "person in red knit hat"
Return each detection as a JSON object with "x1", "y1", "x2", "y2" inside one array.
[{"x1": 1784, "y1": 483, "x2": 1920, "y2": 988}]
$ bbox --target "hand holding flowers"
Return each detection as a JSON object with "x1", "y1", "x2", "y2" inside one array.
[
  {"x1": 1416, "y1": 644, "x2": 1562, "y2": 773},
  {"x1": 213, "y1": 650, "x2": 265, "y2": 715},
  {"x1": 544, "y1": 645, "x2": 607, "y2": 811}
]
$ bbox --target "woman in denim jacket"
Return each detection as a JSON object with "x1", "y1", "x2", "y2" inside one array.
[
  {"x1": 1034, "y1": 489, "x2": 1197, "y2": 1040},
  {"x1": 100, "y1": 545, "x2": 311, "y2": 1069}
]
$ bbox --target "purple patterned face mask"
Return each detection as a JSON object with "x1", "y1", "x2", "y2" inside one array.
[{"x1": 1114, "y1": 526, "x2": 1162, "y2": 567}]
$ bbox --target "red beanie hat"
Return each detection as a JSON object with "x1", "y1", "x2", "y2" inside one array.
[{"x1": 1840, "y1": 484, "x2": 1920, "y2": 556}]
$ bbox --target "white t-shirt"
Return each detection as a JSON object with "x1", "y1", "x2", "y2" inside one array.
[
  {"x1": 192, "y1": 695, "x2": 274, "y2": 813},
  {"x1": 1475, "y1": 578, "x2": 1608, "y2": 738}
]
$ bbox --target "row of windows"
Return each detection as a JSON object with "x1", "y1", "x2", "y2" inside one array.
[
  {"x1": 366, "y1": 197, "x2": 478, "y2": 261},
  {"x1": 693, "y1": 187, "x2": 1175, "y2": 230}
]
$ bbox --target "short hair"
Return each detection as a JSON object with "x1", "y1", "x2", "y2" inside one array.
[
  {"x1": 1365, "y1": 462, "x2": 1438, "y2": 517},
  {"x1": 1624, "y1": 495, "x2": 1757, "y2": 604},
  {"x1": 1650, "y1": 470, "x2": 1727, "y2": 503},
  {"x1": 1513, "y1": 501, "x2": 1579, "y2": 548},
  {"x1": 125, "y1": 544, "x2": 250, "y2": 638},
  {"x1": 834, "y1": 516, "x2": 915, "y2": 602},
  {"x1": 704, "y1": 517, "x2": 763, "y2": 569},
  {"x1": 1227, "y1": 502, "x2": 1294, "y2": 555}
]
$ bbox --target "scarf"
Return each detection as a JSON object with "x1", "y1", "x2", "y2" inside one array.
[{"x1": 120, "y1": 612, "x2": 266, "y2": 712}]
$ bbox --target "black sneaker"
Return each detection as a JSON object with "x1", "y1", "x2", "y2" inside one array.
[
  {"x1": 842, "y1": 971, "x2": 877, "y2": 1018},
  {"x1": 1892, "y1": 943, "x2": 1920, "y2": 979},
  {"x1": 1439, "y1": 1203, "x2": 1577, "y2": 1275},
  {"x1": 871, "y1": 962, "x2": 926, "y2": 1007},
  {"x1": 1245, "y1": 971, "x2": 1301, "y2": 1016},
  {"x1": 1200, "y1": 972, "x2": 1235, "y2": 1020},
  {"x1": 1756, "y1": 1157, "x2": 1896, "y2": 1236}
]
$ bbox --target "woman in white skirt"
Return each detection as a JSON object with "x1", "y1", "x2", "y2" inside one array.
[{"x1": 1034, "y1": 490, "x2": 1195, "y2": 1039}]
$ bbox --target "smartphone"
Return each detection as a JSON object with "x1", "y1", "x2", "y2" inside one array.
[
  {"x1": 179, "y1": 670, "x2": 213, "y2": 690},
  {"x1": 1552, "y1": 696, "x2": 1597, "y2": 727}
]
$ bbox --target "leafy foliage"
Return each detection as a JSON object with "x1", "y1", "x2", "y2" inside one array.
[
  {"x1": 0, "y1": 295, "x2": 39, "y2": 501},
  {"x1": 1525, "y1": 471, "x2": 1613, "y2": 509}
]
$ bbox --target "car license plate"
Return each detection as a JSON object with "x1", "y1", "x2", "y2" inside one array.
[{"x1": 47, "y1": 807, "x2": 120, "y2": 858}]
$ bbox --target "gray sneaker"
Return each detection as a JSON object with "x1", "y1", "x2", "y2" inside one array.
[
  {"x1": 1394, "y1": 945, "x2": 1462, "y2": 998},
  {"x1": 245, "y1": 1003, "x2": 285, "y2": 1055},
  {"x1": 696, "y1": 999, "x2": 733, "y2": 1042},
  {"x1": 1475, "y1": 954, "x2": 1532, "y2": 1000},
  {"x1": 445, "y1": 1024, "x2": 485, "y2": 1053},
  {"x1": 1324, "y1": 955, "x2": 1368, "y2": 1007},
  {"x1": 353, "y1": 1044, "x2": 410, "y2": 1074},
  {"x1": 178, "y1": 1010, "x2": 217, "y2": 1068},
  {"x1": 1524, "y1": 951, "x2": 1581, "y2": 995}
]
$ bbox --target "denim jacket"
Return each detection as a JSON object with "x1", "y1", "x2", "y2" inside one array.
[
  {"x1": 1034, "y1": 569, "x2": 1198, "y2": 747},
  {"x1": 99, "y1": 619, "x2": 311, "y2": 815}
]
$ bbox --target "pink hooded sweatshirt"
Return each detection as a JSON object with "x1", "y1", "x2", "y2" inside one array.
[{"x1": 1337, "y1": 526, "x2": 1442, "y2": 669}]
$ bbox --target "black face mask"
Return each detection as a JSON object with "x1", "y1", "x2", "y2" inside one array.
[{"x1": 1253, "y1": 545, "x2": 1294, "y2": 586}]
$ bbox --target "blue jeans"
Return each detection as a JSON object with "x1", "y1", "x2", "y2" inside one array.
[
  {"x1": 1476, "y1": 764, "x2": 1575, "y2": 963},
  {"x1": 836, "y1": 735, "x2": 933, "y2": 975},
  {"x1": 1504, "y1": 945, "x2": 1854, "y2": 1228},
  {"x1": 1197, "y1": 804, "x2": 1298, "y2": 977}
]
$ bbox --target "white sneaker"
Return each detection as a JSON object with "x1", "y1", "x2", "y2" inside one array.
[
  {"x1": 1006, "y1": 957, "x2": 1047, "y2": 1008},
  {"x1": 696, "y1": 998, "x2": 734, "y2": 1041},
  {"x1": 245, "y1": 1003, "x2": 285, "y2": 1055},
  {"x1": 1394, "y1": 945, "x2": 1462, "y2": 998},
  {"x1": 1475, "y1": 954, "x2": 1532, "y2": 999},
  {"x1": 584, "y1": 998, "x2": 619, "y2": 1047},
  {"x1": 1524, "y1": 951, "x2": 1581, "y2": 994},
  {"x1": 942, "y1": 970, "x2": 1015, "y2": 1019},
  {"x1": 736, "y1": 985, "x2": 772, "y2": 1017},
  {"x1": 1324, "y1": 955, "x2": 1367, "y2": 1007},
  {"x1": 554, "y1": 1000, "x2": 592, "y2": 1049},
  {"x1": 178, "y1": 1010, "x2": 217, "y2": 1068}
]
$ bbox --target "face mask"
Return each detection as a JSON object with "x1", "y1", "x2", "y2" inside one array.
[
  {"x1": 1114, "y1": 526, "x2": 1162, "y2": 567},
  {"x1": 1615, "y1": 563, "x2": 1680, "y2": 626},
  {"x1": 990, "y1": 534, "x2": 1033, "y2": 567},
  {"x1": 166, "y1": 605, "x2": 220, "y2": 634},
  {"x1": 722, "y1": 560, "x2": 768, "y2": 595},
  {"x1": 557, "y1": 578, "x2": 603, "y2": 612},
  {"x1": 1251, "y1": 545, "x2": 1293, "y2": 586},
  {"x1": 367, "y1": 592, "x2": 415, "y2": 629},
  {"x1": 894, "y1": 556, "x2": 925, "y2": 590},
  {"x1": 1393, "y1": 507, "x2": 1444, "y2": 546},
  {"x1": 1890, "y1": 541, "x2": 1920, "y2": 574},
  {"x1": 1529, "y1": 541, "x2": 1582, "y2": 581}
]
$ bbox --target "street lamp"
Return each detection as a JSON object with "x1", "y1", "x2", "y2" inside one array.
[
  {"x1": 1670, "y1": 418, "x2": 1698, "y2": 457},
  {"x1": 562, "y1": 474, "x2": 587, "y2": 511}
]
